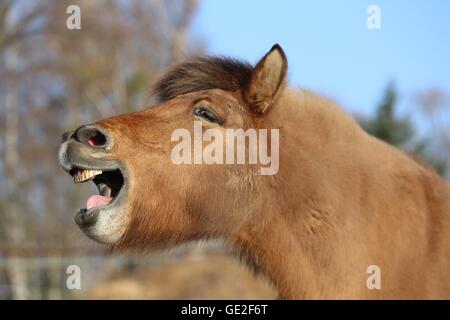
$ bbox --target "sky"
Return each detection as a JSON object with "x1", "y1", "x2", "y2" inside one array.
[{"x1": 191, "y1": 0, "x2": 450, "y2": 121}]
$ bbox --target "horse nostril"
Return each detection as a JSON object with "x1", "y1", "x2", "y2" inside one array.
[{"x1": 74, "y1": 125, "x2": 110, "y2": 148}]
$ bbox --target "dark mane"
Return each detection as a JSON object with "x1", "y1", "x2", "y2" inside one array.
[{"x1": 152, "y1": 56, "x2": 254, "y2": 102}]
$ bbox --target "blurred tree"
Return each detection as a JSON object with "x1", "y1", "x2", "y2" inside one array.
[
  {"x1": 0, "y1": 0, "x2": 46, "y2": 53},
  {"x1": 1, "y1": 0, "x2": 48, "y2": 300},
  {"x1": 360, "y1": 83, "x2": 448, "y2": 176},
  {"x1": 0, "y1": 0, "x2": 201, "y2": 299},
  {"x1": 413, "y1": 88, "x2": 450, "y2": 178},
  {"x1": 361, "y1": 83, "x2": 413, "y2": 145}
]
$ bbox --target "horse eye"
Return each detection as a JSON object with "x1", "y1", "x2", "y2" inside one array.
[{"x1": 193, "y1": 106, "x2": 220, "y2": 124}]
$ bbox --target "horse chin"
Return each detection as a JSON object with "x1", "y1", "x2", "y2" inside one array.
[
  {"x1": 74, "y1": 203, "x2": 129, "y2": 244},
  {"x1": 73, "y1": 168, "x2": 129, "y2": 244},
  {"x1": 60, "y1": 154, "x2": 130, "y2": 244}
]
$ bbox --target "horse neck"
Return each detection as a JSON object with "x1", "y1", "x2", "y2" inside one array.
[
  {"x1": 233, "y1": 89, "x2": 363, "y2": 298},
  {"x1": 235, "y1": 88, "x2": 450, "y2": 298},
  {"x1": 235, "y1": 207, "x2": 323, "y2": 299}
]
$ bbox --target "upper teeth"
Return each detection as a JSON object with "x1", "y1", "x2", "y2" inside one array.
[{"x1": 74, "y1": 169, "x2": 102, "y2": 183}]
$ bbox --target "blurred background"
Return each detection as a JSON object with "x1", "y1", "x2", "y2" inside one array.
[{"x1": 0, "y1": 0, "x2": 449, "y2": 299}]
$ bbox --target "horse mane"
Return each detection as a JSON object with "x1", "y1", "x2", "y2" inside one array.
[{"x1": 152, "y1": 56, "x2": 254, "y2": 102}]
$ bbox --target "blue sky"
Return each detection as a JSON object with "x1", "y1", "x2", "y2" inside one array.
[{"x1": 191, "y1": 0, "x2": 450, "y2": 121}]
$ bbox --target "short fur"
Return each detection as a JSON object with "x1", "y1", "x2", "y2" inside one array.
[{"x1": 68, "y1": 44, "x2": 450, "y2": 299}]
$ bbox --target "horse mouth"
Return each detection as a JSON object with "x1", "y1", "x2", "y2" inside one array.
[{"x1": 69, "y1": 167, "x2": 126, "y2": 229}]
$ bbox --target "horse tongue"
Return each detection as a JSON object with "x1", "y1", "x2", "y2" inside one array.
[{"x1": 87, "y1": 195, "x2": 112, "y2": 210}]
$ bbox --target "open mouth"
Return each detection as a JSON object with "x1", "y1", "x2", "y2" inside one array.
[{"x1": 69, "y1": 167, "x2": 125, "y2": 214}]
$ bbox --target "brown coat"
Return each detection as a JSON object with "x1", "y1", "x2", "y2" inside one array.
[{"x1": 60, "y1": 44, "x2": 450, "y2": 299}]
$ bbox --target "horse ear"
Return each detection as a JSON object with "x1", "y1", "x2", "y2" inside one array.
[{"x1": 245, "y1": 44, "x2": 288, "y2": 114}]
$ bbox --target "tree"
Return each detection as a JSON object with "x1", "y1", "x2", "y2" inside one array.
[
  {"x1": 0, "y1": 0, "x2": 200, "y2": 299},
  {"x1": 360, "y1": 83, "x2": 447, "y2": 176},
  {"x1": 413, "y1": 88, "x2": 450, "y2": 178},
  {"x1": 1, "y1": 0, "x2": 48, "y2": 300}
]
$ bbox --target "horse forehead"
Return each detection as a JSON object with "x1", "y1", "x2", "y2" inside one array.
[
  {"x1": 98, "y1": 89, "x2": 244, "y2": 130},
  {"x1": 169, "y1": 88, "x2": 241, "y2": 105}
]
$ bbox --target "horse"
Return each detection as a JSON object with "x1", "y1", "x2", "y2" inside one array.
[{"x1": 59, "y1": 44, "x2": 450, "y2": 299}]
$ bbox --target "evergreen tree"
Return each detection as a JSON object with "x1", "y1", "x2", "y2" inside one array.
[{"x1": 360, "y1": 83, "x2": 447, "y2": 176}]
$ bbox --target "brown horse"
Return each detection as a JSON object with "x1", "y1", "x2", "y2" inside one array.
[{"x1": 59, "y1": 44, "x2": 450, "y2": 299}]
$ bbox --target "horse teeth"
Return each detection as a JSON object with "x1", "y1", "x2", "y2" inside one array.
[{"x1": 73, "y1": 169, "x2": 102, "y2": 183}]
